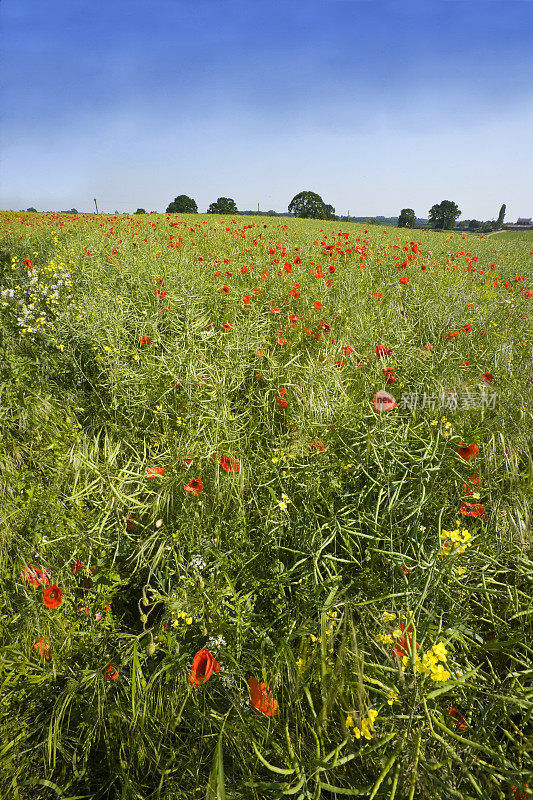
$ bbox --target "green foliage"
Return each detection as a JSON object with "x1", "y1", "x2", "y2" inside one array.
[
  {"x1": 288, "y1": 191, "x2": 335, "y2": 220},
  {"x1": 207, "y1": 197, "x2": 238, "y2": 214},
  {"x1": 135, "y1": 208, "x2": 147, "y2": 214},
  {"x1": 166, "y1": 195, "x2": 199, "y2": 214},
  {"x1": 497, "y1": 204, "x2": 506, "y2": 229},
  {"x1": 398, "y1": 209, "x2": 416, "y2": 228},
  {"x1": 0, "y1": 214, "x2": 532, "y2": 799},
  {"x1": 429, "y1": 201, "x2": 461, "y2": 230}
]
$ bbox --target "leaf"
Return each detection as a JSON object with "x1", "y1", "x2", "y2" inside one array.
[{"x1": 206, "y1": 727, "x2": 226, "y2": 800}]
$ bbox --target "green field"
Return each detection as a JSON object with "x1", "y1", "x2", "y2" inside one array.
[{"x1": 1, "y1": 212, "x2": 532, "y2": 799}]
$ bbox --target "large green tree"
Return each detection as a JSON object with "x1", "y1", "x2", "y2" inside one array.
[
  {"x1": 207, "y1": 197, "x2": 238, "y2": 214},
  {"x1": 398, "y1": 208, "x2": 416, "y2": 228},
  {"x1": 288, "y1": 191, "x2": 335, "y2": 220},
  {"x1": 428, "y1": 200, "x2": 461, "y2": 230},
  {"x1": 166, "y1": 195, "x2": 198, "y2": 213},
  {"x1": 496, "y1": 203, "x2": 506, "y2": 228}
]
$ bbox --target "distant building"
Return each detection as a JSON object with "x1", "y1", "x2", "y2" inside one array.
[{"x1": 502, "y1": 217, "x2": 533, "y2": 230}]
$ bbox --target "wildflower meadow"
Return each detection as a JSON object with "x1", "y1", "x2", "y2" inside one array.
[{"x1": 0, "y1": 211, "x2": 532, "y2": 799}]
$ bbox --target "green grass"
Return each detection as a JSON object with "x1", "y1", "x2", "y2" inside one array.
[{"x1": 0, "y1": 212, "x2": 532, "y2": 799}]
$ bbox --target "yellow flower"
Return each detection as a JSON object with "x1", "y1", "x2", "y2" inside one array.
[
  {"x1": 432, "y1": 642, "x2": 448, "y2": 662},
  {"x1": 382, "y1": 611, "x2": 396, "y2": 623},
  {"x1": 387, "y1": 691, "x2": 399, "y2": 706},
  {"x1": 345, "y1": 714, "x2": 354, "y2": 728}
]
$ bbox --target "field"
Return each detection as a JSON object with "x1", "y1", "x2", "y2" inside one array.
[{"x1": 0, "y1": 211, "x2": 532, "y2": 800}]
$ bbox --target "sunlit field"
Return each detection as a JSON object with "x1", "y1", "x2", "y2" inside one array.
[{"x1": 1, "y1": 211, "x2": 532, "y2": 800}]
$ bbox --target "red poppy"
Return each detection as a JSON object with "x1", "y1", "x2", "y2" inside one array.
[
  {"x1": 222, "y1": 323, "x2": 233, "y2": 330},
  {"x1": 243, "y1": 294, "x2": 251, "y2": 305},
  {"x1": 314, "y1": 301, "x2": 323, "y2": 309},
  {"x1": 270, "y1": 306, "x2": 281, "y2": 314},
  {"x1": 222, "y1": 285, "x2": 230, "y2": 294},
  {"x1": 34, "y1": 636, "x2": 52, "y2": 659},
  {"x1": 21, "y1": 565, "x2": 50, "y2": 589},
  {"x1": 341, "y1": 345, "x2": 355, "y2": 356},
  {"x1": 219, "y1": 456, "x2": 240, "y2": 473},
  {"x1": 382, "y1": 367, "x2": 396, "y2": 384},
  {"x1": 189, "y1": 648, "x2": 220, "y2": 688},
  {"x1": 276, "y1": 395, "x2": 288, "y2": 408},
  {"x1": 462, "y1": 323, "x2": 472, "y2": 333},
  {"x1": 184, "y1": 477, "x2": 203, "y2": 496},
  {"x1": 448, "y1": 707, "x2": 468, "y2": 730},
  {"x1": 392, "y1": 625, "x2": 419, "y2": 658},
  {"x1": 105, "y1": 664, "x2": 119, "y2": 681},
  {"x1": 72, "y1": 559, "x2": 85, "y2": 575},
  {"x1": 277, "y1": 337, "x2": 288, "y2": 345},
  {"x1": 23, "y1": 258, "x2": 34, "y2": 269},
  {"x1": 248, "y1": 675, "x2": 278, "y2": 716},
  {"x1": 447, "y1": 331, "x2": 459, "y2": 341},
  {"x1": 43, "y1": 585, "x2": 62, "y2": 609},
  {"x1": 457, "y1": 443, "x2": 479, "y2": 461},
  {"x1": 140, "y1": 336, "x2": 153, "y2": 346},
  {"x1": 399, "y1": 276, "x2": 409, "y2": 285},
  {"x1": 375, "y1": 345, "x2": 393, "y2": 359},
  {"x1": 460, "y1": 503, "x2": 485, "y2": 518},
  {"x1": 146, "y1": 466, "x2": 166, "y2": 479},
  {"x1": 480, "y1": 372, "x2": 493, "y2": 383},
  {"x1": 373, "y1": 292, "x2": 384, "y2": 299}
]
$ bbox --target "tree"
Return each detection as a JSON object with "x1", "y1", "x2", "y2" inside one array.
[
  {"x1": 398, "y1": 208, "x2": 416, "y2": 228},
  {"x1": 166, "y1": 195, "x2": 198, "y2": 214},
  {"x1": 496, "y1": 204, "x2": 506, "y2": 229},
  {"x1": 26, "y1": 207, "x2": 37, "y2": 213},
  {"x1": 207, "y1": 197, "x2": 238, "y2": 214},
  {"x1": 288, "y1": 191, "x2": 336, "y2": 220},
  {"x1": 428, "y1": 200, "x2": 461, "y2": 230},
  {"x1": 134, "y1": 208, "x2": 147, "y2": 214}
]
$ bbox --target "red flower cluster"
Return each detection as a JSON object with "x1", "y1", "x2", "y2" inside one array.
[{"x1": 21, "y1": 565, "x2": 50, "y2": 588}]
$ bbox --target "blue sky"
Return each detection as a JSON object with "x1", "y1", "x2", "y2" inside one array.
[{"x1": 1, "y1": 0, "x2": 532, "y2": 219}]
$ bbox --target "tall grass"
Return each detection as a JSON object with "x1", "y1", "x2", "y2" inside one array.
[{"x1": 0, "y1": 211, "x2": 532, "y2": 799}]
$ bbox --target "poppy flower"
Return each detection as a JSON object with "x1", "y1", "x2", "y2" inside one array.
[
  {"x1": 277, "y1": 337, "x2": 288, "y2": 345},
  {"x1": 457, "y1": 443, "x2": 479, "y2": 461},
  {"x1": 382, "y1": 367, "x2": 396, "y2": 384},
  {"x1": 222, "y1": 323, "x2": 233, "y2": 330},
  {"x1": 43, "y1": 585, "x2": 62, "y2": 609},
  {"x1": 448, "y1": 707, "x2": 468, "y2": 730},
  {"x1": 399, "y1": 276, "x2": 409, "y2": 285},
  {"x1": 146, "y1": 466, "x2": 166, "y2": 479},
  {"x1": 105, "y1": 664, "x2": 119, "y2": 681},
  {"x1": 480, "y1": 372, "x2": 493, "y2": 383},
  {"x1": 276, "y1": 395, "x2": 288, "y2": 408},
  {"x1": 392, "y1": 625, "x2": 419, "y2": 658},
  {"x1": 375, "y1": 345, "x2": 393, "y2": 359},
  {"x1": 373, "y1": 292, "x2": 384, "y2": 299},
  {"x1": 140, "y1": 336, "x2": 153, "y2": 346},
  {"x1": 184, "y1": 477, "x2": 203, "y2": 496},
  {"x1": 34, "y1": 636, "x2": 51, "y2": 659},
  {"x1": 189, "y1": 648, "x2": 220, "y2": 688},
  {"x1": 23, "y1": 258, "x2": 34, "y2": 269},
  {"x1": 222, "y1": 285, "x2": 230, "y2": 294},
  {"x1": 72, "y1": 559, "x2": 85, "y2": 575},
  {"x1": 219, "y1": 456, "x2": 240, "y2": 473},
  {"x1": 460, "y1": 503, "x2": 485, "y2": 518},
  {"x1": 21, "y1": 565, "x2": 50, "y2": 588},
  {"x1": 374, "y1": 391, "x2": 397, "y2": 412},
  {"x1": 243, "y1": 294, "x2": 251, "y2": 305},
  {"x1": 341, "y1": 345, "x2": 355, "y2": 356},
  {"x1": 446, "y1": 331, "x2": 459, "y2": 341},
  {"x1": 248, "y1": 675, "x2": 278, "y2": 716},
  {"x1": 314, "y1": 301, "x2": 323, "y2": 310},
  {"x1": 462, "y1": 323, "x2": 472, "y2": 333}
]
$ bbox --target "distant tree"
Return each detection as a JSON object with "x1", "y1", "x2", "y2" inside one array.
[
  {"x1": 134, "y1": 208, "x2": 147, "y2": 214},
  {"x1": 398, "y1": 208, "x2": 416, "y2": 228},
  {"x1": 267, "y1": 210, "x2": 277, "y2": 216},
  {"x1": 207, "y1": 197, "x2": 238, "y2": 214},
  {"x1": 428, "y1": 200, "x2": 461, "y2": 230},
  {"x1": 68, "y1": 208, "x2": 78, "y2": 214},
  {"x1": 166, "y1": 195, "x2": 198, "y2": 214},
  {"x1": 288, "y1": 191, "x2": 335, "y2": 220},
  {"x1": 27, "y1": 207, "x2": 37, "y2": 213},
  {"x1": 496, "y1": 204, "x2": 506, "y2": 228},
  {"x1": 467, "y1": 219, "x2": 483, "y2": 231}
]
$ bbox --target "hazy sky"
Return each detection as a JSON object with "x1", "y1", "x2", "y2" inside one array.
[{"x1": 1, "y1": 0, "x2": 532, "y2": 219}]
